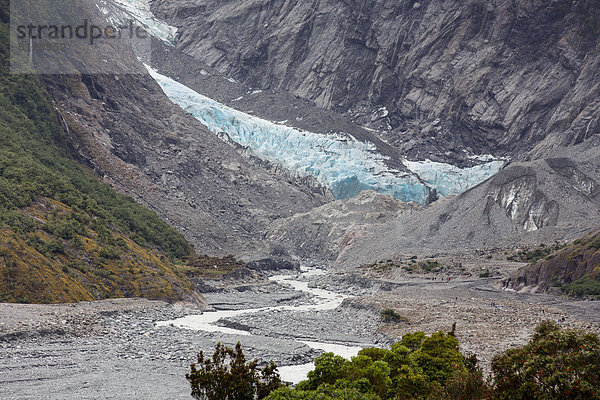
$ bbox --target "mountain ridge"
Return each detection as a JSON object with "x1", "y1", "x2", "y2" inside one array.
[{"x1": 152, "y1": 0, "x2": 600, "y2": 163}]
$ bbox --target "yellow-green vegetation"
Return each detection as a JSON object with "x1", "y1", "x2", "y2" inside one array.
[
  {"x1": 0, "y1": 2, "x2": 219, "y2": 303},
  {"x1": 179, "y1": 255, "x2": 246, "y2": 278},
  {"x1": 506, "y1": 242, "x2": 565, "y2": 264},
  {"x1": 364, "y1": 258, "x2": 467, "y2": 276},
  {"x1": 0, "y1": 198, "x2": 197, "y2": 303},
  {"x1": 562, "y1": 276, "x2": 600, "y2": 298}
]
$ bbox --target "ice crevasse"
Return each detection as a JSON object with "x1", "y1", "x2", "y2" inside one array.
[{"x1": 146, "y1": 67, "x2": 504, "y2": 205}]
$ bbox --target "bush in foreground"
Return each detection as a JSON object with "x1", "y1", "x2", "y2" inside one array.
[
  {"x1": 188, "y1": 323, "x2": 600, "y2": 400},
  {"x1": 492, "y1": 321, "x2": 600, "y2": 400},
  {"x1": 187, "y1": 342, "x2": 282, "y2": 400},
  {"x1": 265, "y1": 329, "x2": 484, "y2": 400}
]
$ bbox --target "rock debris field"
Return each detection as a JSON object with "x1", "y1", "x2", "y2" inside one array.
[{"x1": 1, "y1": 267, "x2": 600, "y2": 399}]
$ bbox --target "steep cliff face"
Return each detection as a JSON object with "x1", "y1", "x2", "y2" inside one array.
[
  {"x1": 502, "y1": 227, "x2": 600, "y2": 294},
  {"x1": 153, "y1": 0, "x2": 600, "y2": 161}
]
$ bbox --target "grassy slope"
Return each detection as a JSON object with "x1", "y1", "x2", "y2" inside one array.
[{"x1": 0, "y1": 0, "x2": 243, "y2": 303}]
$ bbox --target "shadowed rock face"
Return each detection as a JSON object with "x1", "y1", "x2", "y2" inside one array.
[
  {"x1": 502, "y1": 227, "x2": 600, "y2": 293},
  {"x1": 153, "y1": 0, "x2": 600, "y2": 161}
]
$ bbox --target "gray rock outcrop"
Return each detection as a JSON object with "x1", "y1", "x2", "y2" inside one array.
[
  {"x1": 152, "y1": 0, "x2": 600, "y2": 163},
  {"x1": 266, "y1": 191, "x2": 422, "y2": 262}
]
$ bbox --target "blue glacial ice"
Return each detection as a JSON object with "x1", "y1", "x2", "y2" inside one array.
[
  {"x1": 146, "y1": 66, "x2": 505, "y2": 204},
  {"x1": 404, "y1": 159, "x2": 505, "y2": 197}
]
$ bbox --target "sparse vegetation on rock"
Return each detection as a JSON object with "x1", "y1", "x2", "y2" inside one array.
[
  {"x1": 503, "y1": 228, "x2": 600, "y2": 296},
  {"x1": 380, "y1": 308, "x2": 406, "y2": 323}
]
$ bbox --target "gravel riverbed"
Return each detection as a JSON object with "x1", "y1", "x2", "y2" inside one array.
[
  {"x1": 0, "y1": 270, "x2": 383, "y2": 399},
  {"x1": 1, "y1": 267, "x2": 599, "y2": 399}
]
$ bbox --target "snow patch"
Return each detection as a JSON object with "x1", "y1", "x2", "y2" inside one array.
[{"x1": 96, "y1": 0, "x2": 177, "y2": 44}]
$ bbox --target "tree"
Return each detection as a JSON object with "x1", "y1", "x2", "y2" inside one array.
[
  {"x1": 187, "y1": 342, "x2": 283, "y2": 400},
  {"x1": 492, "y1": 321, "x2": 600, "y2": 400},
  {"x1": 266, "y1": 328, "x2": 485, "y2": 400},
  {"x1": 266, "y1": 385, "x2": 379, "y2": 400}
]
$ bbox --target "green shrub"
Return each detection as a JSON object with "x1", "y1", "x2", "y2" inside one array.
[
  {"x1": 266, "y1": 385, "x2": 378, "y2": 400},
  {"x1": 420, "y1": 260, "x2": 442, "y2": 272},
  {"x1": 587, "y1": 236, "x2": 600, "y2": 250},
  {"x1": 71, "y1": 235, "x2": 84, "y2": 250},
  {"x1": 492, "y1": 321, "x2": 600, "y2": 399},
  {"x1": 45, "y1": 239, "x2": 65, "y2": 255},
  {"x1": 266, "y1": 328, "x2": 485, "y2": 400},
  {"x1": 187, "y1": 342, "x2": 282, "y2": 400},
  {"x1": 380, "y1": 308, "x2": 405, "y2": 323},
  {"x1": 98, "y1": 246, "x2": 121, "y2": 260},
  {"x1": 562, "y1": 276, "x2": 600, "y2": 297}
]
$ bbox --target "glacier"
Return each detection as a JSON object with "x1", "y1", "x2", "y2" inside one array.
[
  {"x1": 404, "y1": 159, "x2": 505, "y2": 197},
  {"x1": 146, "y1": 66, "x2": 505, "y2": 204}
]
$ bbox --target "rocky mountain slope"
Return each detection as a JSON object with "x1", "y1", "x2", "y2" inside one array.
[
  {"x1": 335, "y1": 148, "x2": 600, "y2": 267},
  {"x1": 502, "y1": 227, "x2": 600, "y2": 294},
  {"x1": 36, "y1": 0, "x2": 329, "y2": 259},
  {"x1": 153, "y1": 0, "x2": 600, "y2": 162},
  {"x1": 265, "y1": 191, "x2": 422, "y2": 262}
]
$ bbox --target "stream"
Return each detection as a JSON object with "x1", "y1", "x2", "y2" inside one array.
[{"x1": 157, "y1": 269, "x2": 364, "y2": 384}]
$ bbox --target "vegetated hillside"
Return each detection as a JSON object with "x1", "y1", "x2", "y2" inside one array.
[
  {"x1": 35, "y1": 0, "x2": 326, "y2": 260},
  {"x1": 0, "y1": 6, "x2": 204, "y2": 304},
  {"x1": 503, "y1": 227, "x2": 600, "y2": 296},
  {"x1": 153, "y1": 0, "x2": 600, "y2": 163},
  {"x1": 0, "y1": 199, "x2": 194, "y2": 304}
]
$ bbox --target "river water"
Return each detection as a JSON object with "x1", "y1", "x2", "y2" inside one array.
[{"x1": 157, "y1": 269, "x2": 364, "y2": 384}]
